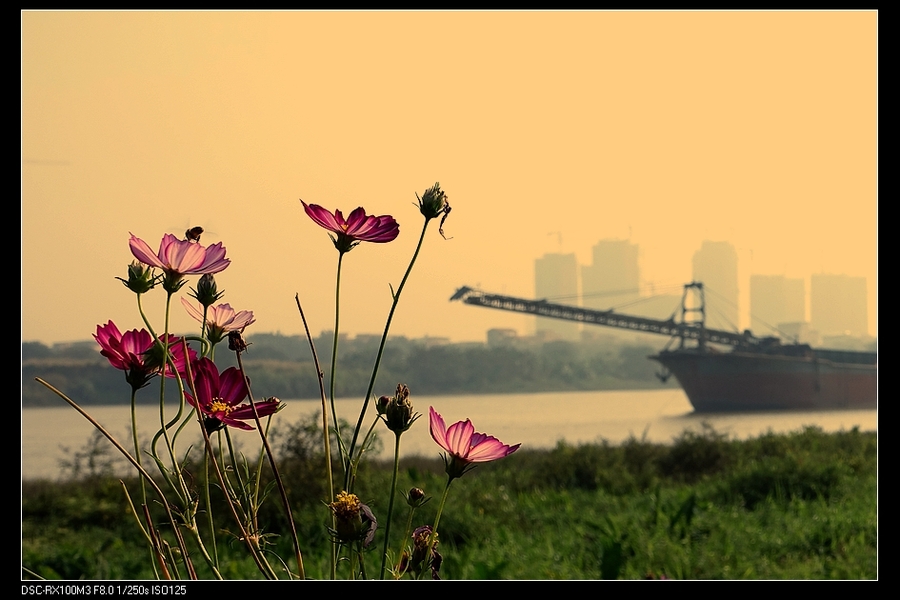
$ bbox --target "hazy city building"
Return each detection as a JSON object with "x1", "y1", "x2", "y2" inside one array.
[
  {"x1": 810, "y1": 273, "x2": 868, "y2": 337},
  {"x1": 534, "y1": 252, "x2": 580, "y2": 341},
  {"x1": 487, "y1": 328, "x2": 518, "y2": 347},
  {"x1": 581, "y1": 240, "x2": 640, "y2": 311},
  {"x1": 750, "y1": 275, "x2": 806, "y2": 336},
  {"x1": 691, "y1": 241, "x2": 739, "y2": 332}
]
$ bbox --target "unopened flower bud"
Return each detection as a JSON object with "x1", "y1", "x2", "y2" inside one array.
[
  {"x1": 406, "y1": 487, "x2": 428, "y2": 508},
  {"x1": 376, "y1": 395, "x2": 391, "y2": 416},
  {"x1": 191, "y1": 274, "x2": 225, "y2": 308},
  {"x1": 117, "y1": 260, "x2": 158, "y2": 294}
]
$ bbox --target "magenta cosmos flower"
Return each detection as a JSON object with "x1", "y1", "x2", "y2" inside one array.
[
  {"x1": 181, "y1": 298, "x2": 255, "y2": 345},
  {"x1": 94, "y1": 321, "x2": 196, "y2": 390},
  {"x1": 429, "y1": 407, "x2": 520, "y2": 480},
  {"x1": 129, "y1": 233, "x2": 230, "y2": 283},
  {"x1": 185, "y1": 357, "x2": 281, "y2": 433},
  {"x1": 301, "y1": 201, "x2": 399, "y2": 253}
]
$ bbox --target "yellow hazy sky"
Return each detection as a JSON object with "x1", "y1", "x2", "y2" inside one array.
[{"x1": 22, "y1": 11, "x2": 877, "y2": 345}]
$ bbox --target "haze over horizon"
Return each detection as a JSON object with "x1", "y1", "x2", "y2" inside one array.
[{"x1": 22, "y1": 11, "x2": 877, "y2": 346}]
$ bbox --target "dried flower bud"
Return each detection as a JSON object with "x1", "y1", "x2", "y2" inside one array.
[
  {"x1": 381, "y1": 383, "x2": 419, "y2": 435},
  {"x1": 328, "y1": 491, "x2": 378, "y2": 547},
  {"x1": 416, "y1": 182, "x2": 452, "y2": 239},
  {"x1": 228, "y1": 330, "x2": 249, "y2": 353},
  {"x1": 402, "y1": 525, "x2": 442, "y2": 579}
]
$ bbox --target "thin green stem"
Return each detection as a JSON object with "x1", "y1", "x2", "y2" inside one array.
[
  {"x1": 380, "y1": 432, "x2": 403, "y2": 579},
  {"x1": 294, "y1": 294, "x2": 336, "y2": 579},
  {"x1": 35, "y1": 378, "x2": 198, "y2": 579},
  {"x1": 180, "y1": 360, "x2": 277, "y2": 580},
  {"x1": 129, "y1": 388, "x2": 147, "y2": 507},
  {"x1": 346, "y1": 217, "x2": 432, "y2": 490},
  {"x1": 234, "y1": 348, "x2": 306, "y2": 580},
  {"x1": 420, "y1": 475, "x2": 454, "y2": 580},
  {"x1": 202, "y1": 452, "x2": 219, "y2": 569},
  {"x1": 357, "y1": 541, "x2": 368, "y2": 580},
  {"x1": 329, "y1": 252, "x2": 345, "y2": 473},
  {"x1": 347, "y1": 415, "x2": 381, "y2": 492}
]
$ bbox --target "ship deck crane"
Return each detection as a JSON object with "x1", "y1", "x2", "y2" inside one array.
[{"x1": 450, "y1": 282, "x2": 776, "y2": 350}]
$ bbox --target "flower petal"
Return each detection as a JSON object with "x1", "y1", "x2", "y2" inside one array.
[
  {"x1": 445, "y1": 419, "x2": 475, "y2": 459},
  {"x1": 429, "y1": 407, "x2": 451, "y2": 453},
  {"x1": 129, "y1": 234, "x2": 166, "y2": 269},
  {"x1": 162, "y1": 237, "x2": 207, "y2": 273},
  {"x1": 181, "y1": 297, "x2": 206, "y2": 323},
  {"x1": 190, "y1": 357, "x2": 220, "y2": 406},
  {"x1": 467, "y1": 433, "x2": 520, "y2": 462},
  {"x1": 217, "y1": 367, "x2": 249, "y2": 406},
  {"x1": 196, "y1": 242, "x2": 231, "y2": 274},
  {"x1": 302, "y1": 201, "x2": 343, "y2": 231},
  {"x1": 229, "y1": 398, "x2": 281, "y2": 421}
]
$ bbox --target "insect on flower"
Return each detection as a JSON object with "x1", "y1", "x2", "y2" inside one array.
[{"x1": 184, "y1": 226, "x2": 204, "y2": 243}]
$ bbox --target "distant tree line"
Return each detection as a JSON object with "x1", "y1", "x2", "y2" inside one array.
[{"x1": 22, "y1": 333, "x2": 675, "y2": 407}]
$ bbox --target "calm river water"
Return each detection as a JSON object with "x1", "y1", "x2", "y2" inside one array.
[{"x1": 22, "y1": 389, "x2": 877, "y2": 480}]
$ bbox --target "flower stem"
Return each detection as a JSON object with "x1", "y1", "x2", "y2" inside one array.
[
  {"x1": 420, "y1": 476, "x2": 454, "y2": 580},
  {"x1": 294, "y1": 293, "x2": 336, "y2": 579},
  {"x1": 329, "y1": 252, "x2": 346, "y2": 473},
  {"x1": 234, "y1": 348, "x2": 306, "y2": 580},
  {"x1": 380, "y1": 432, "x2": 403, "y2": 579},
  {"x1": 129, "y1": 388, "x2": 147, "y2": 507},
  {"x1": 180, "y1": 361, "x2": 277, "y2": 579},
  {"x1": 346, "y1": 217, "x2": 431, "y2": 489},
  {"x1": 35, "y1": 378, "x2": 198, "y2": 579}
]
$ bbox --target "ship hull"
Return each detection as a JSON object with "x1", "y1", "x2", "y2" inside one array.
[{"x1": 652, "y1": 348, "x2": 877, "y2": 412}]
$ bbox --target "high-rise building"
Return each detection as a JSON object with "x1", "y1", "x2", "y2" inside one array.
[
  {"x1": 750, "y1": 275, "x2": 805, "y2": 336},
  {"x1": 534, "y1": 252, "x2": 580, "y2": 340},
  {"x1": 581, "y1": 240, "x2": 640, "y2": 311},
  {"x1": 810, "y1": 274, "x2": 868, "y2": 337},
  {"x1": 691, "y1": 241, "x2": 739, "y2": 332}
]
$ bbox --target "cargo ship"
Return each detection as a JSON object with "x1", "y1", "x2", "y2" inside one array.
[{"x1": 451, "y1": 283, "x2": 877, "y2": 412}]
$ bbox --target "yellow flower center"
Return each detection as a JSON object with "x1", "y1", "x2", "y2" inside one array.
[
  {"x1": 207, "y1": 398, "x2": 233, "y2": 415},
  {"x1": 330, "y1": 491, "x2": 361, "y2": 520}
]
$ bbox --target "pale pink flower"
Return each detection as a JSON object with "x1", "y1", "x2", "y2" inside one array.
[
  {"x1": 181, "y1": 298, "x2": 255, "y2": 344},
  {"x1": 129, "y1": 233, "x2": 230, "y2": 277},
  {"x1": 429, "y1": 407, "x2": 520, "y2": 479},
  {"x1": 301, "y1": 201, "x2": 399, "y2": 253}
]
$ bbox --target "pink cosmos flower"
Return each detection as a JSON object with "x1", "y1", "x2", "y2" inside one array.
[
  {"x1": 429, "y1": 407, "x2": 520, "y2": 479},
  {"x1": 181, "y1": 298, "x2": 255, "y2": 344},
  {"x1": 129, "y1": 233, "x2": 230, "y2": 277},
  {"x1": 301, "y1": 201, "x2": 399, "y2": 253},
  {"x1": 94, "y1": 321, "x2": 151, "y2": 371},
  {"x1": 94, "y1": 321, "x2": 196, "y2": 389},
  {"x1": 185, "y1": 357, "x2": 281, "y2": 432}
]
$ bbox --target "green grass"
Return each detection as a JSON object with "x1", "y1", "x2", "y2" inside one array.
[{"x1": 22, "y1": 425, "x2": 877, "y2": 580}]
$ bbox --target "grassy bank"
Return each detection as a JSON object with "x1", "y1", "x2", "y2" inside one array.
[{"x1": 22, "y1": 425, "x2": 877, "y2": 580}]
